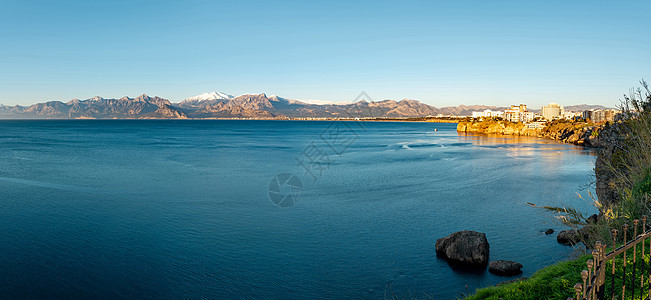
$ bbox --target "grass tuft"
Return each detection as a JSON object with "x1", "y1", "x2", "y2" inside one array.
[{"x1": 464, "y1": 255, "x2": 590, "y2": 300}]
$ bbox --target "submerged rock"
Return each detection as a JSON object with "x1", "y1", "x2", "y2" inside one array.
[
  {"x1": 489, "y1": 260, "x2": 523, "y2": 276},
  {"x1": 435, "y1": 230, "x2": 489, "y2": 266}
]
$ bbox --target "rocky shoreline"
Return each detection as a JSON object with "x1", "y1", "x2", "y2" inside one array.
[{"x1": 456, "y1": 119, "x2": 613, "y2": 148}]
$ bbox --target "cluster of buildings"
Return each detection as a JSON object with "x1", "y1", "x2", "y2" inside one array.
[
  {"x1": 504, "y1": 104, "x2": 535, "y2": 123},
  {"x1": 471, "y1": 103, "x2": 620, "y2": 125},
  {"x1": 471, "y1": 104, "x2": 535, "y2": 122},
  {"x1": 582, "y1": 109, "x2": 620, "y2": 123}
]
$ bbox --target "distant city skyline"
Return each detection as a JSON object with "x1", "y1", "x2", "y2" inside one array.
[{"x1": 1, "y1": 0, "x2": 649, "y2": 107}]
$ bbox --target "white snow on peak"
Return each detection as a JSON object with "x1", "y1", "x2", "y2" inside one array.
[
  {"x1": 293, "y1": 99, "x2": 352, "y2": 105},
  {"x1": 235, "y1": 92, "x2": 265, "y2": 97},
  {"x1": 184, "y1": 92, "x2": 234, "y2": 102},
  {"x1": 182, "y1": 91, "x2": 351, "y2": 106}
]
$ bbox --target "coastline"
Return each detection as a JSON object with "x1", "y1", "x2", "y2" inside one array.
[
  {"x1": 0, "y1": 116, "x2": 462, "y2": 123},
  {"x1": 456, "y1": 119, "x2": 610, "y2": 148}
]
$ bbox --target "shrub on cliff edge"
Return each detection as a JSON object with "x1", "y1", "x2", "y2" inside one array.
[{"x1": 530, "y1": 80, "x2": 651, "y2": 245}]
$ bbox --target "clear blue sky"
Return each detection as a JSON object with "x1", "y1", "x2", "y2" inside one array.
[{"x1": 0, "y1": 0, "x2": 649, "y2": 107}]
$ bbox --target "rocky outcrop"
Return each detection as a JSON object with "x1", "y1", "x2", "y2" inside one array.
[
  {"x1": 539, "y1": 122, "x2": 596, "y2": 146},
  {"x1": 594, "y1": 122, "x2": 630, "y2": 206},
  {"x1": 557, "y1": 229, "x2": 580, "y2": 245},
  {"x1": 576, "y1": 224, "x2": 605, "y2": 249},
  {"x1": 489, "y1": 260, "x2": 523, "y2": 276},
  {"x1": 457, "y1": 119, "x2": 608, "y2": 148},
  {"x1": 456, "y1": 120, "x2": 534, "y2": 136},
  {"x1": 435, "y1": 230, "x2": 489, "y2": 266}
]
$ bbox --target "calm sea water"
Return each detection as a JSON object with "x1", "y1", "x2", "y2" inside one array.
[{"x1": 0, "y1": 120, "x2": 596, "y2": 299}]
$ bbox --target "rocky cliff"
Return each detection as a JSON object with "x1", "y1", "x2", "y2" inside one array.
[
  {"x1": 593, "y1": 122, "x2": 631, "y2": 207},
  {"x1": 457, "y1": 120, "x2": 532, "y2": 136},
  {"x1": 457, "y1": 120, "x2": 605, "y2": 147}
]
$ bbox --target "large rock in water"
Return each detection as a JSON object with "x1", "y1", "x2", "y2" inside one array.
[
  {"x1": 489, "y1": 260, "x2": 523, "y2": 276},
  {"x1": 557, "y1": 229, "x2": 580, "y2": 245},
  {"x1": 435, "y1": 230, "x2": 489, "y2": 266}
]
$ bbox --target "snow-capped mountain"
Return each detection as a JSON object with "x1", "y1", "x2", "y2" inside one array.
[
  {"x1": 292, "y1": 99, "x2": 352, "y2": 105},
  {"x1": 183, "y1": 92, "x2": 233, "y2": 102},
  {"x1": 178, "y1": 92, "x2": 234, "y2": 108}
]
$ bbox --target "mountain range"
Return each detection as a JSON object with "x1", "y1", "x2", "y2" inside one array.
[{"x1": 0, "y1": 92, "x2": 611, "y2": 119}]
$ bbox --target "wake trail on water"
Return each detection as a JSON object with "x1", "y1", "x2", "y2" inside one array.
[{"x1": 0, "y1": 176, "x2": 133, "y2": 196}]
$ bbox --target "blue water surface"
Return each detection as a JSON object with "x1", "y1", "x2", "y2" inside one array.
[{"x1": 0, "y1": 120, "x2": 597, "y2": 299}]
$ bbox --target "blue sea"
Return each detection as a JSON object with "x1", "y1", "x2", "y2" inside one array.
[{"x1": 0, "y1": 120, "x2": 596, "y2": 299}]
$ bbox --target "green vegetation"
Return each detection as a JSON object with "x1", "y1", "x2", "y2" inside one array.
[
  {"x1": 594, "y1": 81, "x2": 651, "y2": 234},
  {"x1": 465, "y1": 255, "x2": 591, "y2": 300},
  {"x1": 601, "y1": 244, "x2": 651, "y2": 299},
  {"x1": 467, "y1": 245, "x2": 651, "y2": 300},
  {"x1": 632, "y1": 168, "x2": 651, "y2": 200}
]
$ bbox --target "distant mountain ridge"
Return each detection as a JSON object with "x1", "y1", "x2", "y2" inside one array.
[
  {"x1": 528, "y1": 104, "x2": 615, "y2": 114},
  {"x1": 0, "y1": 94, "x2": 185, "y2": 119},
  {"x1": 437, "y1": 105, "x2": 510, "y2": 116},
  {"x1": 564, "y1": 104, "x2": 614, "y2": 111},
  {"x1": 0, "y1": 92, "x2": 612, "y2": 119}
]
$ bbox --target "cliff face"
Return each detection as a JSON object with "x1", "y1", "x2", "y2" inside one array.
[
  {"x1": 457, "y1": 120, "x2": 532, "y2": 136},
  {"x1": 538, "y1": 122, "x2": 602, "y2": 147},
  {"x1": 457, "y1": 120, "x2": 606, "y2": 147},
  {"x1": 594, "y1": 122, "x2": 630, "y2": 206}
]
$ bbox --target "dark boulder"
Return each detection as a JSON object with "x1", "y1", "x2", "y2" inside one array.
[
  {"x1": 489, "y1": 260, "x2": 523, "y2": 276},
  {"x1": 587, "y1": 214, "x2": 598, "y2": 224},
  {"x1": 557, "y1": 229, "x2": 580, "y2": 245},
  {"x1": 578, "y1": 225, "x2": 601, "y2": 249},
  {"x1": 436, "y1": 230, "x2": 489, "y2": 266},
  {"x1": 545, "y1": 229, "x2": 554, "y2": 235},
  {"x1": 577, "y1": 226, "x2": 591, "y2": 239}
]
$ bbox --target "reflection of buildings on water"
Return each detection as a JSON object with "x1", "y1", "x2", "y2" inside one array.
[
  {"x1": 456, "y1": 132, "x2": 595, "y2": 173},
  {"x1": 457, "y1": 132, "x2": 554, "y2": 146}
]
